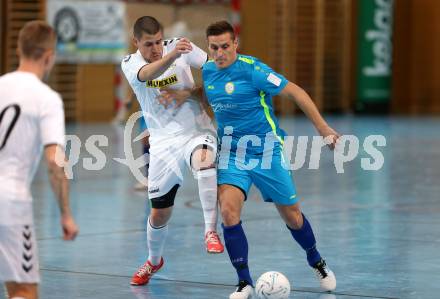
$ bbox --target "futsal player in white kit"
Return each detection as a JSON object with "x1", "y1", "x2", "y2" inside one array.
[
  {"x1": 121, "y1": 16, "x2": 224, "y2": 286},
  {"x1": 0, "y1": 21, "x2": 78, "y2": 299}
]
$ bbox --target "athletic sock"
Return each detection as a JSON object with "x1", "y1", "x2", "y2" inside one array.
[
  {"x1": 223, "y1": 221, "x2": 253, "y2": 285},
  {"x1": 287, "y1": 213, "x2": 322, "y2": 266},
  {"x1": 147, "y1": 216, "x2": 168, "y2": 265},
  {"x1": 196, "y1": 168, "x2": 218, "y2": 234}
]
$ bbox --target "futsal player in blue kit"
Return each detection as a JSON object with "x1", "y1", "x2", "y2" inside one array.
[{"x1": 202, "y1": 21, "x2": 339, "y2": 299}]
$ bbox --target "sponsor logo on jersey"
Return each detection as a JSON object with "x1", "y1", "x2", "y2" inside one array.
[
  {"x1": 123, "y1": 54, "x2": 131, "y2": 62},
  {"x1": 267, "y1": 73, "x2": 282, "y2": 86},
  {"x1": 225, "y1": 82, "x2": 235, "y2": 94},
  {"x1": 146, "y1": 74, "x2": 178, "y2": 88},
  {"x1": 211, "y1": 103, "x2": 238, "y2": 112},
  {"x1": 149, "y1": 187, "x2": 160, "y2": 194}
]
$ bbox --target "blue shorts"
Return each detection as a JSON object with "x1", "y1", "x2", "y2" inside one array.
[{"x1": 217, "y1": 145, "x2": 298, "y2": 205}]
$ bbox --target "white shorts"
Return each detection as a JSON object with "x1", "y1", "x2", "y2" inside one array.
[
  {"x1": 0, "y1": 225, "x2": 40, "y2": 283},
  {"x1": 148, "y1": 133, "x2": 217, "y2": 198}
]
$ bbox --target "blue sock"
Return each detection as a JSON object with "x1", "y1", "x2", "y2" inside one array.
[
  {"x1": 222, "y1": 221, "x2": 253, "y2": 286},
  {"x1": 287, "y1": 213, "x2": 322, "y2": 266}
]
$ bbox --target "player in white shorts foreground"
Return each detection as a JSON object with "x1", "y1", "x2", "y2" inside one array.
[
  {"x1": 121, "y1": 16, "x2": 224, "y2": 286},
  {"x1": 0, "y1": 21, "x2": 79, "y2": 299}
]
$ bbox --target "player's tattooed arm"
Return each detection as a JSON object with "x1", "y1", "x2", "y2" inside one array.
[
  {"x1": 138, "y1": 38, "x2": 193, "y2": 81},
  {"x1": 194, "y1": 86, "x2": 213, "y2": 116},
  {"x1": 44, "y1": 144, "x2": 79, "y2": 240},
  {"x1": 280, "y1": 82, "x2": 340, "y2": 149}
]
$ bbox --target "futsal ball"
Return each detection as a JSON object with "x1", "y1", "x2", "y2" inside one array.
[{"x1": 255, "y1": 271, "x2": 291, "y2": 299}]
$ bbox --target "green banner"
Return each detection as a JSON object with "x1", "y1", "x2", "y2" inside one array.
[{"x1": 356, "y1": 0, "x2": 394, "y2": 108}]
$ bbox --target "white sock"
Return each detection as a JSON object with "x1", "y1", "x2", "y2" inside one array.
[
  {"x1": 147, "y1": 217, "x2": 168, "y2": 265},
  {"x1": 196, "y1": 168, "x2": 219, "y2": 234}
]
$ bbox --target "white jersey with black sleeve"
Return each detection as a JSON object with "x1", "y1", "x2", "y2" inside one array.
[
  {"x1": 121, "y1": 38, "x2": 215, "y2": 142},
  {"x1": 0, "y1": 71, "x2": 65, "y2": 226}
]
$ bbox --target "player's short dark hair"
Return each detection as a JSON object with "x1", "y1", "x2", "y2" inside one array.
[
  {"x1": 18, "y1": 20, "x2": 57, "y2": 61},
  {"x1": 206, "y1": 21, "x2": 236, "y2": 40},
  {"x1": 133, "y1": 16, "x2": 163, "y2": 39}
]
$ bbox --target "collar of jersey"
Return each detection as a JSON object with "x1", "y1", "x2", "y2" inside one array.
[{"x1": 215, "y1": 56, "x2": 239, "y2": 71}]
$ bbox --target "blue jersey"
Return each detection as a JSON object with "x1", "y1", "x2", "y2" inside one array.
[{"x1": 202, "y1": 54, "x2": 288, "y2": 146}]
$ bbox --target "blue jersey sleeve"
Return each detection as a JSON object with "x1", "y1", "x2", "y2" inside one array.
[{"x1": 251, "y1": 61, "x2": 288, "y2": 96}]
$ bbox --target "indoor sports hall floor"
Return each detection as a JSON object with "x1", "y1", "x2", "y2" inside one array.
[{"x1": 1, "y1": 115, "x2": 439, "y2": 299}]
